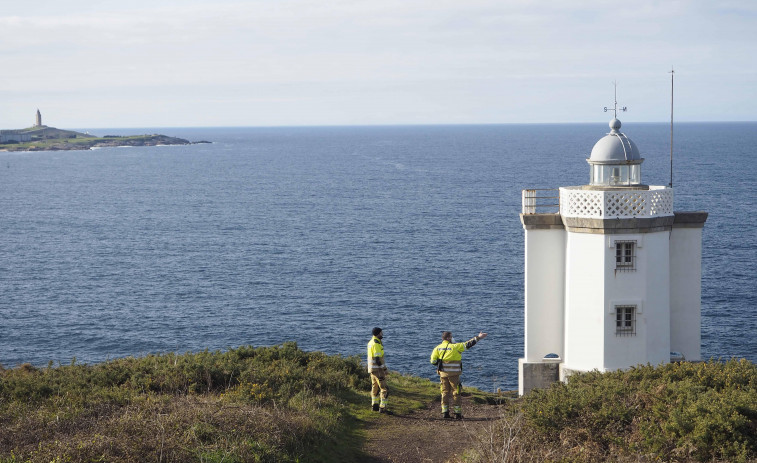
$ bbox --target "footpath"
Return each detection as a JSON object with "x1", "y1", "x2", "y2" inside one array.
[{"x1": 361, "y1": 395, "x2": 508, "y2": 463}]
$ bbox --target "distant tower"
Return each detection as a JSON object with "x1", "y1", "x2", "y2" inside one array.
[
  {"x1": 35, "y1": 109, "x2": 42, "y2": 127},
  {"x1": 518, "y1": 111, "x2": 707, "y2": 396}
]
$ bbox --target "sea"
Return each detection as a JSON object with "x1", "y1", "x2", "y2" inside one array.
[{"x1": 1, "y1": 122, "x2": 755, "y2": 392}]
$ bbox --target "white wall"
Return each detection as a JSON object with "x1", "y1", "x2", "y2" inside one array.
[
  {"x1": 564, "y1": 230, "x2": 672, "y2": 373},
  {"x1": 602, "y1": 232, "x2": 671, "y2": 369},
  {"x1": 524, "y1": 228, "x2": 565, "y2": 361},
  {"x1": 670, "y1": 227, "x2": 703, "y2": 361},
  {"x1": 564, "y1": 232, "x2": 606, "y2": 372},
  {"x1": 644, "y1": 232, "x2": 672, "y2": 366},
  {"x1": 603, "y1": 234, "x2": 647, "y2": 369}
]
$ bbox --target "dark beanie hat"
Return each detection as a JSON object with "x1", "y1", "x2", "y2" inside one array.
[{"x1": 372, "y1": 327, "x2": 383, "y2": 336}]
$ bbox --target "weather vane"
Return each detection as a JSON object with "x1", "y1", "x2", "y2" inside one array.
[{"x1": 603, "y1": 81, "x2": 627, "y2": 118}]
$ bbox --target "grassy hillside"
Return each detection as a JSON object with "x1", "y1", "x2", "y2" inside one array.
[
  {"x1": 0, "y1": 343, "x2": 438, "y2": 463},
  {"x1": 18, "y1": 126, "x2": 95, "y2": 140},
  {"x1": 4, "y1": 346, "x2": 754, "y2": 463}
]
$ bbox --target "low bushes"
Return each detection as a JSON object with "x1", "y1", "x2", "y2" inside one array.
[
  {"x1": 0, "y1": 343, "x2": 371, "y2": 462},
  {"x1": 469, "y1": 359, "x2": 757, "y2": 462}
]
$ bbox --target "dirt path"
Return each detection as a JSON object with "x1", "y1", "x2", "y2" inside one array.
[{"x1": 361, "y1": 395, "x2": 507, "y2": 463}]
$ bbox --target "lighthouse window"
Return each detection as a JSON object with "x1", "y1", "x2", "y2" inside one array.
[
  {"x1": 615, "y1": 241, "x2": 636, "y2": 271},
  {"x1": 615, "y1": 305, "x2": 636, "y2": 336}
]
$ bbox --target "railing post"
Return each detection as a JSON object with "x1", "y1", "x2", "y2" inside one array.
[{"x1": 522, "y1": 189, "x2": 535, "y2": 214}]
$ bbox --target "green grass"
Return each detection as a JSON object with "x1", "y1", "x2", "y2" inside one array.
[{"x1": 0, "y1": 344, "x2": 443, "y2": 463}]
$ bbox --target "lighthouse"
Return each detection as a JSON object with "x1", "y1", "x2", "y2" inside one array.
[{"x1": 518, "y1": 112, "x2": 707, "y2": 396}]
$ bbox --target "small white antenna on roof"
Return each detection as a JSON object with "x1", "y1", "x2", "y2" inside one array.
[{"x1": 604, "y1": 81, "x2": 628, "y2": 118}]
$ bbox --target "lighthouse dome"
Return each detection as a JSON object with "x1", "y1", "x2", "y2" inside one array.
[
  {"x1": 587, "y1": 118, "x2": 644, "y2": 186},
  {"x1": 589, "y1": 118, "x2": 641, "y2": 162}
]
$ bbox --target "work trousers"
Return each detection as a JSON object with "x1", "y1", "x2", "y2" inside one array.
[
  {"x1": 439, "y1": 374, "x2": 461, "y2": 412},
  {"x1": 370, "y1": 373, "x2": 388, "y2": 407}
]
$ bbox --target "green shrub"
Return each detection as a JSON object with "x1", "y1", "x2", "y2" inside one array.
[
  {"x1": 520, "y1": 359, "x2": 757, "y2": 462},
  {"x1": 0, "y1": 344, "x2": 371, "y2": 463}
]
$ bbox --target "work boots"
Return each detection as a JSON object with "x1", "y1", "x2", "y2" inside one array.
[
  {"x1": 442, "y1": 411, "x2": 451, "y2": 419},
  {"x1": 455, "y1": 413, "x2": 463, "y2": 420},
  {"x1": 372, "y1": 403, "x2": 380, "y2": 412}
]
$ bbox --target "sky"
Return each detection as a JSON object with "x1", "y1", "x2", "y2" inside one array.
[{"x1": 1, "y1": 0, "x2": 755, "y2": 128}]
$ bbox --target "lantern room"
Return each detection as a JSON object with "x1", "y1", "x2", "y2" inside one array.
[{"x1": 587, "y1": 118, "x2": 643, "y2": 187}]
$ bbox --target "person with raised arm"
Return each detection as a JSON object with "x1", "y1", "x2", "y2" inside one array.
[{"x1": 430, "y1": 330, "x2": 488, "y2": 419}]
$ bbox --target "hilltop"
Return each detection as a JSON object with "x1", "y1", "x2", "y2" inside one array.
[
  {"x1": 1, "y1": 345, "x2": 755, "y2": 462},
  {"x1": 18, "y1": 125, "x2": 95, "y2": 140},
  {"x1": 0, "y1": 125, "x2": 200, "y2": 151},
  {"x1": 0, "y1": 343, "x2": 509, "y2": 463}
]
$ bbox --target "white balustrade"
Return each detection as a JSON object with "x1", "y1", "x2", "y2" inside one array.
[{"x1": 559, "y1": 186, "x2": 673, "y2": 219}]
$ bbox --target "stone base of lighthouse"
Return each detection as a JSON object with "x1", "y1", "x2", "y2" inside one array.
[{"x1": 518, "y1": 359, "x2": 559, "y2": 396}]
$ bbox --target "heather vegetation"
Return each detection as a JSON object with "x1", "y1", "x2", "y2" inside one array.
[
  {"x1": 0, "y1": 343, "x2": 390, "y2": 462},
  {"x1": 465, "y1": 359, "x2": 757, "y2": 463},
  {"x1": 4, "y1": 347, "x2": 755, "y2": 463}
]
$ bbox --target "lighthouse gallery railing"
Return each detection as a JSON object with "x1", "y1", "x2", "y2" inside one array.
[
  {"x1": 523, "y1": 186, "x2": 674, "y2": 219},
  {"x1": 521, "y1": 189, "x2": 560, "y2": 214}
]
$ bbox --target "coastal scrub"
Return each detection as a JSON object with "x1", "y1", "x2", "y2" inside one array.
[
  {"x1": 465, "y1": 359, "x2": 757, "y2": 463},
  {"x1": 0, "y1": 343, "x2": 370, "y2": 462}
]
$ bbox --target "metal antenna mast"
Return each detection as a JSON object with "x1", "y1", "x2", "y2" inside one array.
[
  {"x1": 604, "y1": 81, "x2": 627, "y2": 118},
  {"x1": 669, "y1": 68, "x2": 675, "y2": 188}
]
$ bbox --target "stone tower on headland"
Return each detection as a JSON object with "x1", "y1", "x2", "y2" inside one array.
[{"x1": 35, "y1": 109, "x2": 42, "y2": 127}]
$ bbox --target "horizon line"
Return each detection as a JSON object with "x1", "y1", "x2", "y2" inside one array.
[
  {"x1": 4, "y1": 120, "x2": 756, "y2": 132},
  {"x1": 59, "y1": 119, "x2": 756, "y2": 131}
]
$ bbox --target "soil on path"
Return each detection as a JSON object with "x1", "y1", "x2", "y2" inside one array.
[{"x1": 361, "y1": 395, "x2": 507, "y2": 463}]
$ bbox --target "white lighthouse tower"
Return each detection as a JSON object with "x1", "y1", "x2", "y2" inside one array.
[{"x1": 518, "y1": 107, "x2": 707, "y2": 395}]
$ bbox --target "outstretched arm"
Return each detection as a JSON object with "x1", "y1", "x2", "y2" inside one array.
[{"x1": 464, "y1": 332, "x2": 488, "y2": 349}]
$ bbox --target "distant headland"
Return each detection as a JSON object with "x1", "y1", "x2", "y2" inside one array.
[{"x1": 0, "y1": 109, "x2": 209, "y2": 152}]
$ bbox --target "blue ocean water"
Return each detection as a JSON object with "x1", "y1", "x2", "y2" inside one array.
[{"x1": 1, "y1": 123, "x2": 755, "y2": 391}]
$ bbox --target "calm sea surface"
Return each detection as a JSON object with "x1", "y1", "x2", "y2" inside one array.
[{"x1": 1, "y1": 123, "x2": 755, "y2": 391}]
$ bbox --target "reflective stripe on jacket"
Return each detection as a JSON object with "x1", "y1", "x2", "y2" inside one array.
[
  {"x1": 429, "y1": 337, "x2": 479, "y2": 376},
  {"x1": 367, "y1": 336, "x2": 387, "y2": 374}
]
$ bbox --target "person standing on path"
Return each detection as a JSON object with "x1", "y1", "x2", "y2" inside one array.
[
  {"x1": 430, "y1": 330, "x2": 488, "y2": 419},
  {"x1": 367, "y1": 327, "x2": 390, "y2": 413}
]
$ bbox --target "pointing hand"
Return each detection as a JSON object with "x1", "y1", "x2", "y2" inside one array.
[{"x1": 478, "y1": 332, "x2": 488, "y2": 340}]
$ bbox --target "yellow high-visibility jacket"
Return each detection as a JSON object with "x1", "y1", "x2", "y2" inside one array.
[
  {"x1": 367, "y1": 336, "x2": 387, "y2": 376},
  {"x1": 430, "y1": 336, "x2": 480, "y2": 377}
]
